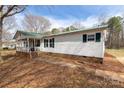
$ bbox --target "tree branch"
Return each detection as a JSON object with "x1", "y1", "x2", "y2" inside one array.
[
  {"x1": 1, "y1": 5, "x2": 16, "y2": 19},
  {"x1": 0, "y1": 5, "x2": 3, "y2": 11},
  {"x1": 6, "y1": 7, "x2": 26, "y2": 17}
]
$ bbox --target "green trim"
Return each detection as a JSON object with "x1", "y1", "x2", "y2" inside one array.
[
  {"x1": 17, "y1": 31, "x2": 42, "y2": 36},
  {"x1": 13, "y1": 31, "x2": 43, "y2": 39}
]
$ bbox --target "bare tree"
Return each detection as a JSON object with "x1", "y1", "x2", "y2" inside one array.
[
  {"x1": 3, "y1": 16, "x2": 17, "y2": 32},
  {"x1": 0, "y1": 5, "x2": 26, "y2": 62},
  {"x1": 1, "y1": 16, "x2": 17, "y2": 41},
  {"x1": 22, "y1": 14, "x2": 51, "y2": 33},
  {"x1": 2, "y1": 31, "x2": 13, "y2": 41},
  {"x1": 98, "y1": 14, "x2": 107, "y2": 26},
  {"x1": 72, "y1": 22, "x2": 85, "y2": 29}
]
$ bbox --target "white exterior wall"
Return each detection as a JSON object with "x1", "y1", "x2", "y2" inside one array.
[{"x1": 40, "y1": 29, "x2": 106, "y2": 58}]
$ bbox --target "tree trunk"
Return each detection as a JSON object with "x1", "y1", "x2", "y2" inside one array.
[
  {"x1": 0, "y1": 18, "x2": 3, "y2": 62},
  {"x1": 117, "y1": 31, "x2": 120, "y2": 49},
  {"x1": 111, "y1": 33, "x2": 113, "y2": 48},
  {"x1": 107, "y1": 30, "x2": 112, "y2": 48},
  {"x1": 122, "y1": 28, "x2": 124, "y2": 47}
]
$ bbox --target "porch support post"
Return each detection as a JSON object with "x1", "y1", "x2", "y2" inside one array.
[
  {"x1": 34, "y1": 38, "x2": 35, "y2": 51},
  {"x1": 28, "y1": 38, "x2": 30, "y2": 52},
  {"x1": 16, "y1": 39, "x2": 19, "y2": 52},
  {"x1": 21, "y1": 40, "x2": 22, "y2": 52}
]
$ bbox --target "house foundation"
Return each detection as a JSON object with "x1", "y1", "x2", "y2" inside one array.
[{"x1": 40, "y1": 52, "x2": 103, "y2": 64}]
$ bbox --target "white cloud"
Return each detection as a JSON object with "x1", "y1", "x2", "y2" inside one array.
[
  {"x1": 44, "y1": 15, "x2": 99, "y2": 29},
  {"x1": 80, "y1": 16, "x2": 99, "y2": 27},
  {"x1": 44, "y1": 16, "x2": 80, "y2": 29},
  {"x1": 45, "y1": 11, "x2": 124, "y2": 30}
]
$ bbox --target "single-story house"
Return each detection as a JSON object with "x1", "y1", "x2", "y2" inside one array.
[
  {"x1": 13, "y1": 25, "x2": 108, "y2": 62},
  {"x1": 2, "y1": 40, "x2": 16, "y2": 49}
]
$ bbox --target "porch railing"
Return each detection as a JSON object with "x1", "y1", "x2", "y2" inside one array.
[
  {"x1": 16, "y1": 47, "x2": 40, "y2": 52},
  {"x1": 16, "y1": 47, "x2": 30, "y2": 52}
]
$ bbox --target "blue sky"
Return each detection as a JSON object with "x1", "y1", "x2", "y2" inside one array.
[
  {"x1": 27, "y1": 5, "x2": 124, "y2": 19},
  {"x1": 18, "y1": 5, "x2": 124, "y2": 29}
]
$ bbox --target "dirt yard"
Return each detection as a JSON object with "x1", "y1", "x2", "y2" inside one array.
[{"x1": 0, "y1": 50, "x2": 124, "y2": 88}]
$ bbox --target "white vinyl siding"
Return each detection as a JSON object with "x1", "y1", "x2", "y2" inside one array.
[{"x1": 40, "y1": 29, "x2": 106, "y2": 58}]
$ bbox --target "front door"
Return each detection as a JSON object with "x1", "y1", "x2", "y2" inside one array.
[{"x1": 29, "y1": 39, "x2": 35, "y2": 51}]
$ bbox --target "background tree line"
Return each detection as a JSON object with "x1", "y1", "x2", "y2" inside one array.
[
  {"x1": 106, "y1": 16, "x2": 124, "y2": 49},
  {"x1": 50, "y1": 16, "x2": 124, "y2": 49}
]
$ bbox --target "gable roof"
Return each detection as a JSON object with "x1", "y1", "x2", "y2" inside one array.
[
  {"x1": 13, "y1": 25, "x2": 108, "y2": 39},
  {"x1": 13, "y1": 31, "x2": 43, "y2": 39},
  {"x1": 44, "y1": 25, "x2": 108, "y2": 37}
]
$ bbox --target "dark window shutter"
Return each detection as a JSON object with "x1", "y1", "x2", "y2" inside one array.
[
  {"x1": 96, "y1": 33, "x2": 101, "y2": 42},
  {"x1": 52, "y1": 38, "x2": 54, "y2": 48},
  {"x1": 46, "y1": 39, "x2": 48, "y2": 47},
  {"x1": 83, "y1": 34, "x2": 87, "y2": 42}
]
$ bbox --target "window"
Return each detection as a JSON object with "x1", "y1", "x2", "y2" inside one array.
[
  {"x1": 49, "y1": 38, "x2": 54, "y2": 48},
  {"x1": 26, "y1": 41, "x2": 28, "y2": 47},
  {"x1": 44, "y1": 39, "x2": 48, "y2": 48},
  {"x1": 83, "y1": 34, "x2": 87, "y2": 42},
  {"x1": 88, "y1": 34, "x2": 95, "y2": 41},
  {"x1": 23, "y1": 42, "x2": 26, "y2": 47},
  {"x1": 44, "y1": 38, "x2": 54, "y2": 48},
  {"x1": 96, "y1": 32, "x2": 101, "y2": 42},
  {"x1": 23, "y1": 41, "x2": 28, "y2": 47}
]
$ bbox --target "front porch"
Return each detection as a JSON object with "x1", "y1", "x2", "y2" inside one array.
[{"x1": 16, "y1": 38, "x2": 41, "y2": 53}]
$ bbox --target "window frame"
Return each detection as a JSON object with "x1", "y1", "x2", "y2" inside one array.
[
  {"x1": 87, "y1": 34, "x2": 95, "y2": 41},
  {"x1": 44, "y1": 39, "x2": 48, "y2": 48}
]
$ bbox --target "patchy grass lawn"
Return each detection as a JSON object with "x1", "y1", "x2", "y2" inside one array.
[
  {"x1": 0, "y1": 50, "x2": 124, "y2": 88},
  {"x1": 106, "y1": 48, "x2": 124, "y2": 57},
  {"x1": 105, "y1": 48, "x2": 124, "y2": 64}
]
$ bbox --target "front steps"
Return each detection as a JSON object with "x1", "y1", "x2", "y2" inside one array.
[{"x1": 16, "y1": 51, "x2": 38, "y2": 59}]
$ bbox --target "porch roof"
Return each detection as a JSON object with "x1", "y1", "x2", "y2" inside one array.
[{"x1": 13, "y1": 31, "x2": 43, "y2": 39}]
